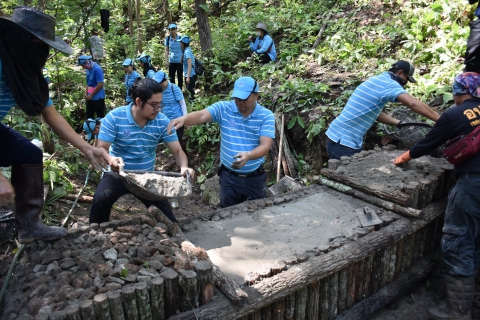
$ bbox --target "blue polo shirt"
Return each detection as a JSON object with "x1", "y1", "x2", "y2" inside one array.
[
  {"x1": 207, "y1": 100, "x2": 275, "y2": 174},
  {"x1": 124, "y1": 71, "x2": 141, "y2": 103},
  {"x1": 164, "y1": 35, "x2": 182, "y2": 63},
  {"x1": 86, "y1": 63, "x2": 105, "y2": 100},
  {"x1": 326, "y1": 71, "x2": 407, "y2": 149},
  {"x1": 249, "y1": 34, "x2": 277, "y2": 62},
  {"x1": 182, "y1": 48, "x2": 196, "y2": 77},
  {"x1": 161, "y1": 82, "x2": 184, "y2": 120},
  {"x1": 0, "y1": 59, "x2": 53, "y2": 122},
  {"x1": 98, "y1": 103, "x2": 178, "y2": 171}
]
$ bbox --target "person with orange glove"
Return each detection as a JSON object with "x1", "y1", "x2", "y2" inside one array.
[{"x1": 392, "y1": 72, "x2": 480, "y2": 320}]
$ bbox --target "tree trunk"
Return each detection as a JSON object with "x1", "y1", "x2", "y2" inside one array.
[
  {"x1": 194, "y1": 0, "x2": 213, "y2": 56},
  {"x1": 136, "y1": 0, "x2": 142, "y2": 52},
  {"x1": 128, "y1": 0, "x2": 134, "y2": 36}
]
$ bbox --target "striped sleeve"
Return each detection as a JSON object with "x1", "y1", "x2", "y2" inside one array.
[
  {"x1": 173, "y1": 85, "x2": 184, "y2": 102},
  {"x1": 206, "y1": 102, "x2": 224, "y2": 123},
  {"x1": 98, "y1": 110, "x2": 118, "y2": 143},
  {"x1": 159, "y1": 116, "x2": 178, "y2": 143},
  {"x1": 260, "y1": 111, "x2": 275, "y2": 138}
]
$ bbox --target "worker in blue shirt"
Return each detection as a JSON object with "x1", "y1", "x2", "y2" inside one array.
[
  {"x1": 248, "y1": 22, "x2": 277, "y2": 63},
  {"x1": 164, "y1": 24, "x2": 183, "y2": 89},
  {"x1": 0, "y1": 6, "x2": 118, "y2": 244},
  {"x1": 123, "y1": 58, "x2": 141, "y2": 103},
  {"x1": 178, "y1": 36, "x2": 196, "y2": 100},
  {"x1": 136, "y1": 53, "x2": 156, "y2": 79},
  {"x1": 78, "y1": 55, "x2": 106, "y2": 119}
]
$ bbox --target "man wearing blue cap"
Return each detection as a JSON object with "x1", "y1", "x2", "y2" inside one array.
[
  {"x1": 0, "y1": 6, "x2": 117, "y2": 244},
  {"x1": 78, "y1": 55, "x2": 106, "y2": 119},
  {"x1": 164, "y1": 24, "x2": 183, "y2": 89},
  {"x1": 168, "y1": 76, "x2": 275, "y2": 207}
]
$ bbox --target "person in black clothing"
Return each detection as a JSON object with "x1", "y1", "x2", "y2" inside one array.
[{"x1": 392, "y1": 72, "x2": 480, "y2": 320}]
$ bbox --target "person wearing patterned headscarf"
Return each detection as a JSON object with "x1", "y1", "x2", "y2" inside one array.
[{"x1": 393, "y1": 72, "x2": 480, "y2": 320}]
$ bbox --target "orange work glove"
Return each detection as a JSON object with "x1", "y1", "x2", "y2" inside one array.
[{"x1": 392, "y1": 151, "x2": 412, "y2": 165}]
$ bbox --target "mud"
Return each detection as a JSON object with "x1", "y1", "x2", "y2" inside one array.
[
  {"x1": 185, "y1": 187, "x2": 393, "y2": 286},
  {"x1": 123, "y1": 172, "x2": 192, "y2": 199}
]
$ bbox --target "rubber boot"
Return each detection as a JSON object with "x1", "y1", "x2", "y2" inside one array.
[
  {"x1": 427, "y1": 274, "x2": 475, "y2": 320},
  {"x1": 11, "y1": 164, "x2": 67, "y2": 244}
]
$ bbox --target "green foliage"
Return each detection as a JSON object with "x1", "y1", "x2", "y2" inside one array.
[{"x1": 120, "y1": 268, "x2": 129, "y2": 280}]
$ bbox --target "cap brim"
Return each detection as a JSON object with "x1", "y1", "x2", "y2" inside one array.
[
  {"x1": 231, "y1": 90, "x2": 250, "y2": 100},
  {"x1": 407, "y1": 75, "x2": 416, "y2": 83},
  {"x1": 0, "y1": 18, "x2": 73, "y2": 55}
]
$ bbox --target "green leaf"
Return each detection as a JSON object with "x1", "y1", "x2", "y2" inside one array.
[
  {"x1": 199, "y1": 4, "x2": 210, "y2": 12},
  {"x1": 297, "y1": 117, "x2": 305, "y2": 128},
  {"x1": 287, "y1": 117, "x2": 297, "y2": 129}
]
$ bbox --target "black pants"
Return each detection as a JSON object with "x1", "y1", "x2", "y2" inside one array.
[
  {"x1": 0, "y1": 123, "x2": 43, "y2": 166},
  {"x1": 185, "y1": 75, "x2": 197, "y2": 100},
  {"x1": 254, "y1": 52, "x2": 272, "y2": 64},
  {"x1": 176, "y1": 126, "x2": 185, "y2": 142},
  {"x1": 86, "y1": 98, "x2": 105, "y2": 119},
  {"x1": 89, "y1": 171, "x2": 176, "y2": 224},
  {"x1": 169, "y1": 63, "x2": 183, "y2": 89}
]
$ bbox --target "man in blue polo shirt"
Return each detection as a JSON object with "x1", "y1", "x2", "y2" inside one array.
[
  {"x1": 168, "y1": 76, "x2": 275, "y2": 208},
  {"x1": 164, "y1": 24, "x2": 183, "y2": 89},
  {"x1": 89, "y1": 78, "x2": 194, "y2": 224},
  {"x1": 325, "y1": 60, "x2": 440, "y2": 160}
]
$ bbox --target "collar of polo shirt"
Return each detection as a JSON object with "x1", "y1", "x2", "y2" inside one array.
[{"x1": 234, "y1": 101, "x2": 260, "y2": 119}]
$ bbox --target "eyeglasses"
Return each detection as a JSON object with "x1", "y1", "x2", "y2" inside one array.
[{"x1": 145, "y1": 100, "x2": 161, "y2": 111}]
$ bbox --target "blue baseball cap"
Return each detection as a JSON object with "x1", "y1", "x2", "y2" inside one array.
[
  {"x1": 231, "y1": 76, "x2": 259, "y2": 100},
  {"x1": 83, "y1": 118, "x2": 101, "y2": 141},
  {"x1": 168, "y1": 23, "x2": 177, "y2": 30},
  {"x1": 122, "y1": 58, "x2": 133, "y2": 66},
  {"x1": 77, "y1": 55, "x2": 92, "y2": 65},
  {"x1": 154, "y1": 71, "x2": 168, "y2": 83},
  {"x1": 136, "y1": 54, "x2": 151, "y2": 64},
  {"x1": 178, "y1": 36, "x2": 190, "y2": 44}
]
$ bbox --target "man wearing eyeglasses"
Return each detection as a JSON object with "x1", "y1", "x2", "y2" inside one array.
[
  {"x1": 167, "y1": 76, "x2": 275, "y2": 208},
  {"x1": 89, "y1": 77, "x2": 195, "y2": 224}
]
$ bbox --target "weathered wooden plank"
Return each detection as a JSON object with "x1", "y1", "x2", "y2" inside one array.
[
  {"x1": 94, "y1": 294, "x2": 112, "y2": 320},
  {"x1": 194, "y1": 260, "x2": 214, "y2": 305},
  {"x1": 306, "y1": 281, "x2": 320, "y2": 319},
  {"x1": 329, "y1": 273, "x2": 339, "y2": 319},
  {"x1": 64, "y1": 303, "x2": 81, "y2": 320},
  {"x1": 179, "y1": 269, "x2": 199, "y2": 311},
  {"x1": 387, "y1": 243, "x2": 397, "y2": 283},
  {"x1": 135, "y1": 282, "x2": 152, "y2": 320},
  {"x1": 413, "y1": 226, "x2": 428, "y2": 262},
  {"x1": 122, "y1": 285, "x2": 140, "y2": 320},
  {"x1": 372, "y1": 250, "x2": 382, "y2": 293},
  {"x1": 107, "y1": 291, "x2": 125, "y2": 320},
  {"x1": 424, "y1": 218, "x2": 437, "y2": 255},
  {"x1": 162, "y1": 268, "x2": 180, "y2": 317},
  {"x1": 150, "y1": 277, "x2": 165, "y2": 320},
  {"x1": 346, "y1": 262, "x2": 357, "y2": 309},
  {"x1": 284, "y1": 293, "x2": 295, "y2": 320},
  {"x1": 260, "y1": 304, "x2": 272, "y2": 320},
  {"x1": 394, "y1": 237, "x2": 404, "y2": 277},
  {"x1": 336, "y1": 257, "x2": 438, "y2": 320},
  {"x1": 79, "y1": 300, "x2": 96, "y2": 320},
  {"x1": 213, "y1": 266, "x2": 249, "y2": 306},
  {"x1": 401, "y1": 233, "x2": 415, "y2": 273},
  {"x1": 363, "y1": 254, "x2": 374, "y2": 298},
  {"x1": 337, "y1": 267, "x2": 348, "y2": 314},
  {"x1": 294, "y1": 287, "x2": 308, "y2": 320},
  {"x1": 320, "y1": 169, "x2": 414, "y2": 207},
  {"x1": 168, "y1": 199, "x2": 447, "y2": 320},
  {"x1": 319, "y1": 277, "x2": 330, "y2": 320},
  {"x1": 355, "y1": 259, "x2": 365, "y2": 303},
  {"x1": 270, "y1": 298, "x2": 285, "y2": 320}
]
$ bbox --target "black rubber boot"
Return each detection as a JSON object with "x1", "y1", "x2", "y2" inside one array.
[
  {"x1": 427, "y1": 274, "x2": 474, "y2": 320},
  {"x1": 11, "y1": 164, "x2": 67, "y2": 244}
]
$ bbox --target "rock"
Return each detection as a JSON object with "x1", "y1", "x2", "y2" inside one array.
[
  {"x1": 202, "y1": 175, "x2": 220, "y2": 206},
  {"x1": 29, "y1": 283, "x2": 48, "y2": 299},
  {"x1": 297, "y1": 254, "x2": 310, "y2": 263},
  {"x1": 105, "y1": 283, "x2": 122, "y2": 291},
  {"x1": 40, "y1": 249, "x2": 62, "y2": 265},
  {"x1": 155, "y1": 244, "x2": 174, "y2": 256},
  {"x1": 137, "y1": 276, "x2": 152, "y2": 283},
  {"x1": 94, "y1": 277, "x2": 106, "y2": 288},
  {"x1": 106, "y1": 276, "x2": 125, "y2": 285},
  {"x1": 89, "y1": 263, "x2": 112, "y2": 278},
  {"x1": 33, "y1": 265, "x2": 46, "y2": 273},
  {"x1": 60, "y1": 258, "x2": 76, "y2": 270},
  {"x1": 138, "y1": 268, "x2": 160, "y2": 278},
  {"x1": 46, "y1": 265, "x2": 63, "y2": 278},
  {"x1": 80, "y1": 288, "x2": 96, "y2": 300},
  {"x1": 211, "y1": 215, "x2": 220, "y2": 221},
  {"x1": 125, "y1": 274, "x2": 137, "y2": 283},
  {"x1": 148, "y1": 260, "x2": 163, "y2": 271},
  {"x1": 219, "y1": 210, "x2": 232, "y2": 219},
  {"x1": 159, "y1": 239, "x2": 177, "y2": 247},
  {"x1": 103, "y1": 248, "x2": 118, "y2": 260},
  {"x1": 137, "y1": 246, "x2": 153, "y2": 259},
  {"x1": 66, "y1": 288, "x2": 84, "y2": 300}
]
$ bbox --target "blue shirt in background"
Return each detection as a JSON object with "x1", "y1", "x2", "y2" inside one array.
[
  {"x1": 249, "y1": 34, "x2": 277, "y2": 62},
  {"x1": 86, "y1": 63, "x2": 106, "y2": 100},
  {"x1": 207, "y1": 100, "x2": 275, "y2": 174},
  {"x1": 0, "y1": 59, "x2": 52, "y2": 122},
  {"x1": 146, "y1": 69, "x2": 155, "y2": 79},
  {"x1": 98, "y1": 103, "x2": 178, "y2": 171},
  {"x1": 124, "y1": 71, "x2": 141, "y2": 103},
  {"x1": 161, "y1": 82, "x2": 184, "y2": 120},
  {"x1": 164, "y1": 35, "x2": 183, "y2": 63},
  {"x1": 326, "y1": 71, "x2": 407, "y2": 149},
  {"x1": 182, "y1": 48, "x2": 196, "y2": 77}
]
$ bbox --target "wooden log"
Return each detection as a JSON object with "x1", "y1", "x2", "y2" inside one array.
[
  {"x1": 213, "y1": 265, "x2": 249, "y2": 306},
  {"x1": 306, "y1": 281, "x2": 320, "y2": 319},
  {"x1": 329, "y1": 273, "x2": 339, "y2": 319},
  {"x1": 319, "y1": 276, "x2": 330, "y2": 320},
  {"x1": 122, "y1": 284, "x2": 140, "y2": 320},
  {"x1": 371, "y1": 250, "x2": 381, "y2": 294},
  {"x1": 271, "y1": 298, "x2": 285, "y2": 320},
  {"x1": 294, "y1": 287, "x2": 308, "y2": 320},
  {"x1": 269, "y1": 140, "x2": 279, "y2": 181},
  {"x1": 403, "y1": 181, "x2": 419, "y2": 209},
  {"x1": 135, "y1": 282, "x2": 152, "y2": 320},
  {"x1": 107, "y1": 291, "x2": 125, "y2": 320},
  {"x1": 248, "y1": 311, "x2": 261, "y2": 320},
  {"x1": 318, "y1": 176, "x2": 422, "y2": 218},
  {"x1": 394, "y1": 238, "x2": 404, "y2": 277},
  {"x1": 426, "y1": 174, "x2": 441, "y2": 202},
  {"x1": 79, "y1": 300, "x2": 96, "y2": 320},
  {"x1": 413, "y1": 226, "x2": 428, "y2": 262},
  {"x1": 167, "y1": 199, "x2": 447, "y2": 320},
  {"x1": 355, "y1": 259, "x2": 365, "y2": 303},
  {"x1": 274, "y1": 113, "x2": 297, "y2": 179},
  {"x1": 387, "y1": 243, "x2": 397, "y2": 283},
  {"x1": 401, "y1": 233, "x2": 415, "y2": 273},
  {"x1": 336, "y1": 257, "x2": 438, "y2": 320},
  {"x1": 418, "y1": 178, "x2": 434, "y2": 209},
  {"x1": 150, "y1": 277, "x2": 165, "y2": 320},
  {"x1": 50, "y1": 311, "x2": 68, "y2": 320},
  {"x1": 161, "y1": 268, "x2": 180, "y2": 317},
  {"x1": 64, "y1": 303, "x2": 81, "y2": 320},
  {"x1": 194, "y1": 260, "x2": 214, "y2": 305},
  {"x1": 93, "y1": 293, "x2": 112, "y2": 320},
  {"x1": 284, "y1": 292, "x2": 295, "y2": 320},
  {"x1": 179, "y1": 269, "x2": 199, "y2": 311},
  {"x1": 261, "y1": 304, "x2": 272, "y2": 320},
  {"x1": 312, "y1": 8, "x2": 335, "y2": 49},
  {"x1": 276, "y1": 114, "x2": 285, "y2": 182},
  {"x1": 337, "y1": 267, "x2": 348, "y2": 314},
  {"x1": 320, "y1": 169, "x2": 414, "y2": 207},
  {"x1": 63, "y1": 194, "x2": 93, "y2": 203},
  {"x1": 346, "y1": 262, "x2": 357, "y2": 309},
  {"x1": 363, "y1": 254, "x2": 373, "y2": 298}
]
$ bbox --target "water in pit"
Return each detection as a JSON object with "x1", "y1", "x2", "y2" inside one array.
[{"x1": 185, "y1": 191, "x2": 369, "y2": 285}]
